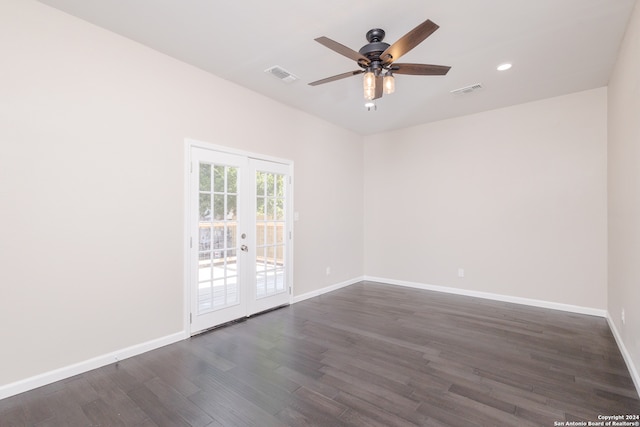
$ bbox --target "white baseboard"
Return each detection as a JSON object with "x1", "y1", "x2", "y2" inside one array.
[
  {"x1": 2, "y1": 277, "x2": 633, "y2": 401},
  {"x1": 364, "y1": 277, "x2": 640, "y2": 394},
  {"x1": 606, "y1": 314, "x2": 640, "y2": 397},
  {"x1": 1, "y1": 276, "x2": 365, "y2": 401},
  {"x1": 363, "y1": 276, "x2": 608, "y2": 318},
  {"x1": 0, "y1": 331, "x2": 187, "y2": 401},
  {"x1": 292, "y1": 276, "x2": 365, "y2": 304}
]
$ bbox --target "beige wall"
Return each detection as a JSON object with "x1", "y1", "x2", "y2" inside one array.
[
  {"x1": 0, "y1": 0, "x2": 364, "y2": 386},
  {"x1": 608, "y1": 0, "x2": 640, "y2": 380},
  {"x1": 364, "y1": 88, "x2": 608, "y2": 309}
]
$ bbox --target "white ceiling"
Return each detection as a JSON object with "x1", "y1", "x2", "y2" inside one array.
[{"x1": 37, "y1": 0, "x2": 636, "y2": 135}]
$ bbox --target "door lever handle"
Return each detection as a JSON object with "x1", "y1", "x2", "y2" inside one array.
[{"x1": 240, "y1": 245, "x2": 248, "y2": 252}]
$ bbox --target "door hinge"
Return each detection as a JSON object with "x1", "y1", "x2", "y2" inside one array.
[
  {"x1": 190, "y1": 237, "x2": 193, "y2": 248},
  {"x1": 190, "y1": 161, "x2": 193, "y2": 173},
  {"x1": 289, "y1": 231, "x2": 292, "y2": 239},
  {"x1": 190, "y1": 313, "x2": 192, "y2": 324},
  {"x1": 289, "y1": 286, "x2": 292, "y2": 295},
  {"x1": 289, "y1": 176, "x2": 292, "y2": 184}
]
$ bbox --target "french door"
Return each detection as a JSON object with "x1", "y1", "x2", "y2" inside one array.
[{"x1": 189, "y1": 146, "x2": 292, "y2": 334}]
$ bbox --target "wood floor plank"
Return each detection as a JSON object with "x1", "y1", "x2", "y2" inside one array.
[
  {"x1": 81, "y1": 398, "x2": 128, "y2": 427},
  {"x1": 33, "y1": 386, "x2": 95, "y2": 427},
  {"x1": 334, "y1": 391, "x2": 424, "y2": 427},
  {"x1": 1, "y1": 281, "x2": 639, "y2": 426},
  {"x1": 126, "y1": 384, "x2": 192, "y2": 427},
  {"x1": 319, "y1": 354, "x2": 416, "y2": 398},
  {"x1": 142, "y1": 377, "x2": 213, "y2": 427},
  {"x1": 274, "y1": 365, "x2": 340, "y2": 400},
  {"x1": 0, "y1": 393, "x2": 53, "y2": 426},
  {"x1": 448, "y1": 383, "x2": 516, "y2": 414},
  {"x1": 274, "y1": 406, "x2": 314, "y2": 427},
  {"x1": 320, "y1": 365, "x2": 421, "y2": 411},
  {"x1": 83, "y1": 370, "x2": 151, "y2": 425},
  {"x1": 189, "y1": 389, "x2": 285, "y2": 427}
]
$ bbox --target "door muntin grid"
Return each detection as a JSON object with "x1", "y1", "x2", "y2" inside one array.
[
  {"x1": 198, "y1": 163, "x2": 239, "y2": 313},
  {"x1": 255, "y1": 171, "x2": 286, "y2": 299}
]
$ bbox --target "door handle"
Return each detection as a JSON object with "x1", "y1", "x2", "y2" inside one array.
[{"x1": 240, "y1": 245, "x2": 248, "y2": 252}]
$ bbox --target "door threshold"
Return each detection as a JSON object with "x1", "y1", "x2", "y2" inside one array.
[
  {"x1": 191, "y1": 304, "x2": 290, "y2": 337},
  {"x1": 248, "y1": 303, "x2": 290, "y2": 318},
  {"x1": 191, "y1": 316, "x2": 248, "y2": 337}
]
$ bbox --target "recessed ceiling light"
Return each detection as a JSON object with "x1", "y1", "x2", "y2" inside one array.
[{"x1": 497, "y1": 63, "x2": 512, "y2": 71}]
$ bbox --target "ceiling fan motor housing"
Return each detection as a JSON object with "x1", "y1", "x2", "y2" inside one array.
[
  {"x1": 366, "y1": 28, "x2": 386, "y2": 42},
  {"x1": 359, "y1": 28, "x2": 390, "y2": 65}
]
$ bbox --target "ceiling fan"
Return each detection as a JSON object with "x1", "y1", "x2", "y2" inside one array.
[{"x1": 309, "y1": 19, "x2": 451, "y2": 102}]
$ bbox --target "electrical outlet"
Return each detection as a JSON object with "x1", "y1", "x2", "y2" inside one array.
[
  {"x1": 326, "y1": 267, "x2": 331, "y2": 276},
  {"x1": 458, "y1": 268, "x2": 465, "y2": 278},
  {"x1": 622, "y1": 308, "x2": 625, "y2": 325}
]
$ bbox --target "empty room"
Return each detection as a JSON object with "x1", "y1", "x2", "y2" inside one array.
[{"x1": 1, "y1": 0, "x2": 640, "y2": 425}]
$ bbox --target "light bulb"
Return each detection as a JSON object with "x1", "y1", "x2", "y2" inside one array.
[
  {"x1": 364, "y1": 86, "x2": 375, "y2": 101},
  {"x1": 363, "y1": 70, "x2": 376, "y2": 100},
  {"x1": 383, "y1": 73, "x2": 395, "y2": 94}
]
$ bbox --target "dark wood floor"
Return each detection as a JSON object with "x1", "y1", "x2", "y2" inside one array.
[{"x1": 2, "y1": 281, "x2": 639, "y2": 426}]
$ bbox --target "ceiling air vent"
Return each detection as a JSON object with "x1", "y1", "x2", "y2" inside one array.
[
  {"x1": 450, "y1": 83, "x2": 483, "y2": 95},
  {"x1": 265, "y1": 66, "x2": 298, "y2": 83}
]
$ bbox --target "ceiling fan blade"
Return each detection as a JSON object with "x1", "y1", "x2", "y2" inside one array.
[
  {"x1": 392, "y1": 63, "x2": 451, "y2": 75},
  {"x1": 308, "y1": 70, "x2": 364, "y2": 86},
  {"x1": 373, "y1": 74, "x2": 383, "y2": 99},
  {"x1": 315, "y1": 36, "x2": 371, "y2": 65},
  {"x1": 381, "y1": 19, "x2": 439, "y2": 64}
]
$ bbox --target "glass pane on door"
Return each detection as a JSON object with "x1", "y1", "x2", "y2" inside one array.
[
  {"x1": 255, "y1": 171, "x2": 286, "y2": 299},
  {"x1": 198, "y1": 162, "x2": 239, "y2": 313}
]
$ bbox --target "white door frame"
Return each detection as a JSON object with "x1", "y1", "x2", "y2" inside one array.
[{"x1": 183, "y1": 138, "x2": 294, "y2": 335}]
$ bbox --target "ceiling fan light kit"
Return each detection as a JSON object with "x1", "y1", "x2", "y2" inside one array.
[
  {"x1": 383, "y1": 72, "x2": 395, "y2": 95},
  {"x1": 363, "y1": 69, "x2": 376, "y2": 100},
  {"x1": 310, "y1": 18, "x2": 451, "y2": 105}
]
